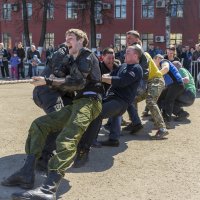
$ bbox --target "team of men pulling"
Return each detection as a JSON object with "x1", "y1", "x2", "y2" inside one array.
[{"x1": 1, "y1": 29, "x2": 195, "y2": 200}]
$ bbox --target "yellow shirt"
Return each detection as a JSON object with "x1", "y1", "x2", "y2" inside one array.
[{"x1": 145, "y1": 52, "x2": 163, "y2": 80}]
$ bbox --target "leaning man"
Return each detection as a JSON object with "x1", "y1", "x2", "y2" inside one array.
[{"x1": 1, "y1": 29, "x2": 102, "y2": 200}]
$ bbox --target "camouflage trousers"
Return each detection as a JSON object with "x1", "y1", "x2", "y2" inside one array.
[
  {"x1": 25, "y1": 97, "x2": 102, "y2": 176},
  {"x1": 135, "y1": 77, "x2": 166, "y2": 129}
]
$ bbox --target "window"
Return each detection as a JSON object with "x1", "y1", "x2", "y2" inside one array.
[
  {"x1": 44, "y1": 33, "x2": 54, "y2": 49},
  {"x1": 22, "y1": 33, "x2": 33, "y2": 48},
  {"x1": 170, "y1": 0, "x2": 184, "y2": 17},
  {"x1": 141, "y1": 33, "x2": 154, "y2": 51},
  {"x1": 27, "y1": 3, "x2": 33, "y2": 19},
  {"x1": 47, "y1": 0, "x2": 54, "y2": 19},
  {"x1": 114, "y1": 34, "x2": 126, "y2": 50},
  {"x1": 2, "y1": 3, "x2": 12, "y2": 20},
  {"x1": 115, "y1": 0, "x2": 126, "y2": 19},
  {"x1": 170, "y1": 33, "x2": 182, "y2": 45},
  {"x1": 141, "y1": 0, "x2": 154, "y2": 18},
  {"x1": 95, "y1": 2, "x2": 102, "y2": 19},
  {"x1": 2, "y1": 33, "x2": 12, "y2": 49},
  {"x1": 22, "y1": 3, "x2": 32, "y2": 19},
  {"x1": 66, "y1": 1, "x2": 77, "y2": 19}
]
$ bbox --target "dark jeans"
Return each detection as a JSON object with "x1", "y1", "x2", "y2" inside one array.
[
  {"x1": 127, "y1": 79, "x2": 147, "y2": 125},
  {"x1": 173, "y1": 89, "x2": 195, "y2": 115},
  {"x1": 28, "y1": 63, "x2": 33, "y2": 78},
  {"x1": 1, "y1": 61, "x2": 9, "y2": 78},
  {"x1": 79, "y1": 96, "x2": 128, "y2": 149},
  {"x1": 18, "y1": 62, "x2": 25, "y2": 79},
  {"x1": 158, "y1": 83, "x2": 184, "y2": 121}
]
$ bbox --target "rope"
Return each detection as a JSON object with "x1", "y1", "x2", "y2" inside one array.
[{"x1": 0, "y1": 79, "x2": 34, "y2": 85}]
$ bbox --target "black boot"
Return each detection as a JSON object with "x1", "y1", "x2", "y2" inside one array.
[
  {"x1": 11, "y1": 171, "x2": 62, "y2": 200},
  {"x1": 73, "y1": 149, "x2": 89, "y2": 168},
  {"x1": 1, "y1": 154, "x2": 36, "y2": 189}
]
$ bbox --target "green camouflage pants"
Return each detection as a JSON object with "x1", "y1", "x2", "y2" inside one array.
[
  {"x1": 25, "y1": 97, "x2": 102, "y2": 176},
  {"x1": 135, "y1": 77, "x2": 165, "y2": 129}
]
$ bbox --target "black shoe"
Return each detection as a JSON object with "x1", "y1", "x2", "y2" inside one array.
[
  {"x1": 1, "y1": 154, "x2": 36, "y2": 189},
  {"x1": 11, "y1": 171, "x2": 62, "y2": 200},
  {"x1": 100, "y1": 139, "x2": 119, "y2": 147},
  {"x1": 174, "y1": 111, "x2": 190, "y2": 122},
  {"x1": 36, "y1": 151, "x2": 54, "y2": 172},
  {"x1": 151, "y1": 129, "x2": 169, "y2": 140},
  {"x1": 130, "y1": 123, "x2": 143, "y2": 134},
  {"x1": 122, "y1": 123, "x2": 135, "y2": 132},
  {"x1": 91, "y1": 140, "x2": 102, "y2": 148},
  {"x1": 73, "y1": 150, "x2": 89, "y2": 168}
]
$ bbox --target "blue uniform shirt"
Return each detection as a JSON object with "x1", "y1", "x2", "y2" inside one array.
[{"x1": 108, "y1": 63, "x2": 143, "y2": 104}]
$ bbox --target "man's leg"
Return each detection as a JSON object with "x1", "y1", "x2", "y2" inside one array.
[
  {"x1": 2, "y1": 106, "x2": 72, "y2": 189},
  {"x1": 163, "y1": 83, "x2": 184, "y2": 122},
  {"x1": 10, "y1": 98, "x2": 101, "y2": 200},
  {"x1": 145, "y1": 78, "x2": 169, "y2": 139}
]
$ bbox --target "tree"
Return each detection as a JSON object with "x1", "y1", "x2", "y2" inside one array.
[{"x1": 22, "y1": 0, "x2": 31, "y2": 47}]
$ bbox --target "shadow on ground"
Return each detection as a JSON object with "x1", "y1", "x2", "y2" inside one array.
[{"x1": 0, "y1": 154, "x2": 70, "y2": 200}]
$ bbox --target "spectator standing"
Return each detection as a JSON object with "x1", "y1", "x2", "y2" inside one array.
[
  {"x1": 16, "y1": 42, "x2": 26, "y2": 79},
  {"x1": 94, "y1": 47, "x2": 103, "y2": 61},
  {"x1": 45, "y1": 45, "x2": 54, "y2": 65},
  {"x1": 192, "y1": 43, "x2": 200, "y2": 61},
  {"x1": 164, "y1": 45, "x2": 180, "y2": 62},
  {"x1": 181, "y1": 45, "x2": 192, "y2": 71},
  {"x1": 27, "y1": 44, "x2": 41, "y2": 78},
  {"x1": 0, "y1": 43, "x2": 10, "y2": 78},
  {"x1": 148, "y1": 44, "x2": 157, "y2": 58},
  {"x1": 10, "y1": 51, "x2": 21, "y2": 79},
  {"x1": 30, "y1": 55, "x2": 41, "y2": 76}
]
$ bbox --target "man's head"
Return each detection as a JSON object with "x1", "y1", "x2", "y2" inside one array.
[
  {"x1": 126, "y1": 30, "x2": 140, "y2": 46},
  {"x1": 172, "y1": 61, "x2": 182, "y2": 70},
  {"x1": 166, "y1": 45, "x2": 176, "y2": 58},
  {"x1": 102, "y1": 47, "x2": 115, "y2": 70},
  {"x1": 31, "y1": 45, "x2": 36, "y2": 52},
  {"x1": 153, "y1": 54, "x2": 164, "y2": 67},
  {"x1": 65, "y1": 29, "x2": 88, "y2": 56},
  {"x1": 125, "y1": 45, "x2": 142, "y2": 64}
]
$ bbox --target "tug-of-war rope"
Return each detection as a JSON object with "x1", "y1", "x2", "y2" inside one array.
[{"x1": 0, "y1": 79, "x2": 34, "y2": 85}]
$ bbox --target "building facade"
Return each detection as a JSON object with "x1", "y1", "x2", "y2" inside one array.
[{"x1": 0, "y1": 0, "x2": 199, "y2": 53}]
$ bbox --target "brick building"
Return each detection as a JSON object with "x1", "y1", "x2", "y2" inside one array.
[{"x1": 0, "y1": 0, "x2": 199, "y2": 53}]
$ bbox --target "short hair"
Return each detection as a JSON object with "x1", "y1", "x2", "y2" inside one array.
[
  {"x1": 172, "y1": 61, "x2": 182, "y2": 69},
  {"x1": 65, "y1": 28, "x2": 89, "y2": 47},
  {"x1": 127, "y1": 45, "x2": 142, "y2": 58},
  {"x1": 126, "y1": 30, "x2": 140, "y2": 39},
  {"x1": 102, "y1": 47, "x2": 114, "y2": 56},
  {"x1": 154, "y1": 54, "x2": 164, "y2": 59}
]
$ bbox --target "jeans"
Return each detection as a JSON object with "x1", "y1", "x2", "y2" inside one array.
[
  {"x1": 32, "y1": 66, "x2": 38, "y2": 76},
  {"x1": 127, "y1": 79, "x2": 147, "y2": 125},
  {"x1": 79, "y1": 96, "x2": 128, "y2": 148}
]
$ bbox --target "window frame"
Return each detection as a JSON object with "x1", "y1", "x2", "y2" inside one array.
[
  {"x1": 2, "y1": 3, "x2": 12, "y2": 20},
  {"x1": 114, "y1": 0, "x2": 127, "y2": 19},
  {"x1": 66, "y1": 0, "x2": 78, "y2": 19},
  {"x1": 170, "y1": 33, "x2": 182, "y2": 45},
  {"x1": 141, "y1": 0, "x2": 154, "y2": 19},
  {"x1": 170, "y1": 0, "x2": 184, "y2": 18}
]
